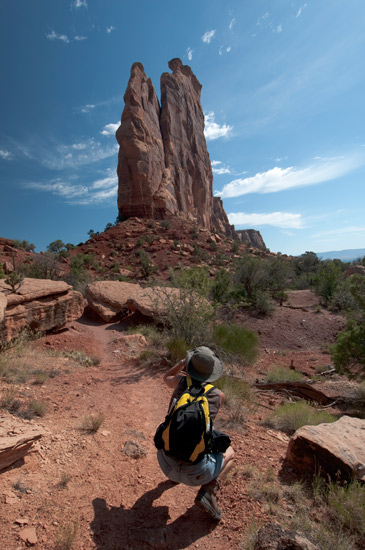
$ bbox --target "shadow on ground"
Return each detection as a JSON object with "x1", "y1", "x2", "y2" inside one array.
[{"x1": 90, "y1": 480, "x2": 217, "y2": 549}]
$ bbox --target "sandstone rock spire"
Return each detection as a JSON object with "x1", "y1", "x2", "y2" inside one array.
[{"x1": 116, "y1": 59, "x2": 235, "y2": 236}]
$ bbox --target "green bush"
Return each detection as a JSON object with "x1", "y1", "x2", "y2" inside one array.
[
  {"x1": 314, "y1": 261, "x2": 343, "y2": 305},
  {"x1": 213, "y1": 323, "x2": 258, "y2": 363},
  {"x1": 166, "y1": 338, "x2": 188, "y2": 362},
  {"x1": 266, "y1": 365, "x2": 304, "y2": 383},
  {"x1": 215, "y1": 374, "x2": 252, "y2": 404},
  {"x1": 266, "y1": 401, "x2": 336, "y2": 434},
  {"x1": 211, "y1": 268, "x2": 231, "y2": 303},
  {"x1": 12, "y1": 239, "x2": 35, "y2": 252}
]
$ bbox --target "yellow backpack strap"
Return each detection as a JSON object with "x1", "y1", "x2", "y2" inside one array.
[{"x1": 186, "y1": 375, "x2": 192, "y2": 387}]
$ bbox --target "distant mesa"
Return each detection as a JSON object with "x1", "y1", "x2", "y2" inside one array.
[
  {"x1": 236, "y1": 229, "x2": 267, "y2": 251},
  {"x1": 115, "y1": 58, "x2": 236, "y2": 238}
]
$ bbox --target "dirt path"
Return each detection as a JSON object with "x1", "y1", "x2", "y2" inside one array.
[{"x1": 0, "y1": 291, "x2": 346, "y2": 549}]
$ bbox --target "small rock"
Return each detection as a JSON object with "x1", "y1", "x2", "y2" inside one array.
[
  {"x1": 19, "y1": 527, "x2": 37, "y2": 546},
  {"x1": 15, "y1": 518, "x2": 29, "y2": 525}
]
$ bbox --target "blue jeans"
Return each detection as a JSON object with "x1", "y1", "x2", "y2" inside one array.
[{"x1": 157, "y1": 449, "x2": 224, "y2": 487}]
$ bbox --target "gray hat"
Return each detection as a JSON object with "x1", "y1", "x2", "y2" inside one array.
[{"x1": 186, "y1": 346, "x2": 224, "y2": 383}]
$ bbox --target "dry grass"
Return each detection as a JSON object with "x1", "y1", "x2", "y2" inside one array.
[{"x1": 80, "y1": 413, "x2": 104, "y2": 434}]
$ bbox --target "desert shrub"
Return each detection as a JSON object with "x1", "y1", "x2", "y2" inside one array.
[
  {"x1": 28, "y1": 399, "x2": 47, "y2": 417},
  {"x1": 213, "y1": 323, "x2": 258, "y2": 363},
  {"x1": 292, "y1": 251, "x2": 320, "y2": 288},
  {"x1": 47, "y1": 240, "x2": 66, "y2": 254},
  {"x1": 266, "y1": 365, "x2": 304, "y2": 383},
  {"x1": 211, "y1": 268, "x2": 231, "y2": 303},
  {"x1": 12, "y1": 239, "x2": 35, "y2": 252},
  {"x1": 327, "y1": 480, "x2": 365, "y2": 536},
  {"x1": 0, "y1": 267, "x2": 6, "y2": 279},
  {"x1": 314, "y1": 260, "x2": 343, "y2": 305},
  {"x1": 59, "y1": 472, "x2": 71, "y2": 488},
  {"x1": 138, "y1": 350, "x2": 160, "y2": 365},
  {"x1": 215, "y1": 374, "x2": 252, "y2": 404},
  {"x1": 170, "y1": 266, "x2": 212, "y2": 297},
  {"x1": 1, "y1": 387, "x2": 21, "y2": 412},
  {"x1": 54, "y1": 520, "x2": 78, "y2": 550},
  {"x1": 166, "y1": 338, "x2": 188, "y2": 362},
  {"x1": 81, "y1": 413, "x2": 104, "y2": 433},
  {"x1": 26, "y1": 251, "x2": 62, "y2": 280},
  {"x1": 161, "y1": 220, "x2": 170, "y2": 230},
  {"x1": 127, "y1": 324, "x2": 165, "y2": 347},
  {"x1": 139, "y1": 250, "x2": 155, "y2": 278},
  {"x1": 5, "y1": 270, "x2": 24, "y2": 292},
  {"x1": 63, "y1": 350, "x2": 100, "y2": 367},
  {"x1": 154, "y1": 286, "x2": 214, "y2": 348},
  {"x1": 32, "y1": 370, "x2": 49, "y2": 385},
  {"x1": 331, "y1": 275, "x2": 365, "y2": 371},
  {"x1": 266, "y1": 401, "x2": 336, "y2": 434}
]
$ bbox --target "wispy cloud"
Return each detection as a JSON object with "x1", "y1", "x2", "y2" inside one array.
[
  {"x1": 229, "y1": 18, "x2": 236, "y2": 30},
  {"x1": 19, "y1": 137, "x2": 118, "y2": 170},
  {"x1": 202, "y1": 30, "x2": 216, "y2": 44},
  {"x1": 73, "y1": 0, "x2": 87, "y2": 8},
  {"x1": 216, "y1": 154, "x2": 364, "y2": 198},
  {"x1": 187, "y1": 47, "x2": 194, "y2": 61},
  {"x1": 211, "y1": 161, "x2": 231, "y2": 175},
  {"x1": 228, "y1": 211, "x2": 303, "y2": 229},
  {"x1": 0, "y1": 149, "x2": 13, "y2": 160},
  {"x1": 276, "y1": 25, "x2": 283, "y2": 33},
  {"x1": 106, "y1": 26, "x2": 116, "y2": 34},
  {"x1": 100, "y1": 122, "x2": 120, "y2": 136},
  {"x1": 74, "y1": 35, "x2": 87, "y2": 41},
  {"x1": 219, "y1": 46, "x2": 232, "y2": 55},
  {"x1": 257, "y1": 12, "x2": 270, "y2": 27},
  {"x1": 24, "y1": 169, "x2": 118, "y2": 205},
  {"x1": 204, "y1": 112, "x2": 233, "y2": 141},
  {"x1": 80, "y1": 104, "x2": 95, "y2": 113},
  {"x1": 296, "y1": 4, "x2": 307, "y2": 17},
  {"x1": 46, "y1": 30, "x2": 70, "y2": 43}
]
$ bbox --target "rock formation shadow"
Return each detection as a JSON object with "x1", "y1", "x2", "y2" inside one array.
[{"x1": 90, "y1": 480, "x2": 216, "y2": 549}]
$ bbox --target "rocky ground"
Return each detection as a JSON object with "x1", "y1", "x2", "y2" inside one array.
[{"x1": 0, "y1": 290, "x2": 357, "y2": 550}]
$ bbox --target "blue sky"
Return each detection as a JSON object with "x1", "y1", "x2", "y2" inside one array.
[{"x1": 0, "y1": 0, "x2": 364, "y2": 256}]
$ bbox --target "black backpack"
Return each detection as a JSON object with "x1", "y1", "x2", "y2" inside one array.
[{"x1": 154, "y1": 376, "x2": 215, "y2": 464}]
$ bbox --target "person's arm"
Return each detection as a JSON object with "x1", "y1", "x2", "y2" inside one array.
[{"x1": 163, "y1": 358, "x2": 187, "y2": 389}]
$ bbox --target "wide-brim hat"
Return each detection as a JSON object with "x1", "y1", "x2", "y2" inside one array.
[{"x1": 186, "y1": 346, "x2": 224, "y2": 383}]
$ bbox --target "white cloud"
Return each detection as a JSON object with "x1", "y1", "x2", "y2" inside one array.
[
  {"x1": 228, "y1": 211, "x2": 303, "y2": 229},
  {"x1": 216, "y1": 154, "x2": 365, "y2": 198},
  {"x1": 24, "y1": 169, "x2": 118, "y2": 205},
  {"x1": 80, "y1": 104, "x2": 95, "y2": 113},
  {"x1": 74, "y1": 35, "x2": 87, "y2": 41},
  {"x1": 204, "y1": 112, "x2": 233, "y2": 141},
  {"x1": 211, "y1": 160, "x2": 222, "y2": 166},
  {"x1": 296, "y1": 4, "x2": 307, "y2": 17},
  {"x1": 202, "y1": 30, "x2": 216, "y2": 44},
  {"x1": 257, "y1": 12, "x2": 270, "y2": 26},
  {"x1": 0, "y1": 149, "x2": 13, "y2": 160},
  {"x1": 226, "y1": 46, "x2": 231, "y2": 53},
  {"x1": 276, "y1": 25, "x2": 282, "y2": 33},
  {"x1": 74, "y1": 0, "x2": 87, "y2": 7},
  {"x1": 72, "y1": 142, "x2": 88, "y2": 150},
  {"x1": 213, "y1": 166, "x2": 232, "y2": 175},
  {"x1": 106, "y1": 26, "x2": 116, "y2": 34},
  {"x1": 229, "y1": 18, "x2": 236, "y2": 30},
  {"x1": 46, "y1": 30, "x2": 70, "y2": 43},
  {"x1": 187, "y1": 47, "x2": 194, "y2": 61},
  {"x1": 101, "y1": 122, "x2": 120, "y2": 136},
  {"x1": 219, "y1": 46, "x2": 231, "y2": 56}
]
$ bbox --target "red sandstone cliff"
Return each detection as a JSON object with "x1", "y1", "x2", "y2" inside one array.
[{"x1": 116, "y1": 59, "x2": 234, "y2": 236}]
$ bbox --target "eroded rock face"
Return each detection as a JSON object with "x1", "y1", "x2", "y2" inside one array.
[
  {"x1": 0, "y1": 279, "x2": 84, "y2": 345},
  {"x1": 254, "y1": 523, "x2": 319, "y2": 550},
  {"x1": 236, "y1": 229, "x2": 267, "y2": 250},
  {"x1": 286, "y1": 415, "x2": 365, "y2": 481},
  {"x1": 116, "y1": 59, "x2": 233, "y2": 235}
]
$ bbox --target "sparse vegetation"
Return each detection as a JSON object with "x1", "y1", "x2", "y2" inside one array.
[
  {"x1": 266, "y1": 400, "x2": 336, "y2": 434},
  {"x1": 54, "y1": 520, "x2": 78, "y2": 550},
  {"x1": 265, "y1": 365, "x2": 304, "y2": 383},
  {"x1": 62, "y1": 350, "x2": 100, "y2": 367},
  {"x1": 81, "y1": 413, "x2": 104, "y2": 433},
  {"x1": 213, "y1": 324, "x2": 259, "y2": 363},
  {"x1": 32, "y1": 369, "x2": 49, "y2": 385},
  {"x1": 28, "y1": 399, "x2": 47, "y2": 417},
  {"x1": 59, "y1": 472, "x2": 72, "y2": 488}
]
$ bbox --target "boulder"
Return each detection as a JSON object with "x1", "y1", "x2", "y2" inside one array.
[
  {"x1": 254, "y1": 523, "x2": 319, "y2": 550},
  {"x1": 286, "y1": 415, "x2": 365, "y2": 481},
  {"x1": 0, "y1": 414, "x2": 45, "y2": 471},
  {"x1": 0, "y1": 278, "x2": 84, "y2": 345},
  {"x1": 0, "y1": 292, "x2": 6, "y2": 324},
  {"x1": 85, "y1": 281, "x2": 179, "y2": 323},
  {"x1": 116, "y1": 59, "x2": 233, "y2": 236}
]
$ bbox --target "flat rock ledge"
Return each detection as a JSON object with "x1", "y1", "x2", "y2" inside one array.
[
  {"x1": 286, "y1": 415, "x2": 365, "y2": 481},
  {"x1": 0, "y1": 414, "x2": 45, "y2": 472}
]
